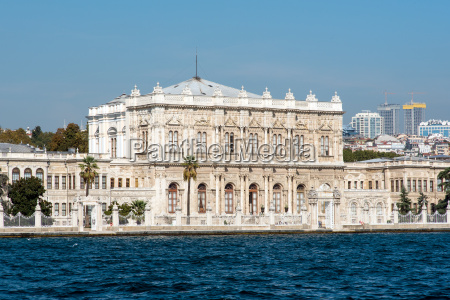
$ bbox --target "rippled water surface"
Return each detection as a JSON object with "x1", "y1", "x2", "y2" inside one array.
[{"x1": 1, "y1": 233, "x2": 450, "y2": 299}]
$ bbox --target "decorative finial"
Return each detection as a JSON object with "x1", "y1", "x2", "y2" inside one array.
[
  {"x1": 241, "y1": 85, "x2": 244, "y2": 90},
  {"x1": 306, "y1": 90, "x2": 318, "y2": 102},
  {"x1": 285, "y1": 88, "x2": 295, "y2": 100},
  {"x1": 213, "y1": 85, "x2": 223, "y2": 97},
  {"x1": 331, "y1": 91, "x2": 341, "y2": 103},
  {"x1": 153, "y1": 82, "x2": 164, "y2": 94},
  {"x1": 131, "y1": 84, "x2": 140, "y2": 97},
  {"x1": 263, "y1": 87, "x2": 272, "y2": 99},
  {"x1": 238, "y1": 86, "x2": 248, "y2": 98},
  {"x1": 182, "y1": 84, "x2": 192, "y2": 95}
]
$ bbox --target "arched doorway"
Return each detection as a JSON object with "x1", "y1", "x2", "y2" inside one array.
[
  {"x1": 249, "y1": 184, "x2": 258, "y2": 215},
  {"x1": 296, "y1": 184, "x2": 305, "y2": 213},
  {"x1": 273, "y1": 184, "x2": 282, "y2": 213},
  {"x1": 198, "y1": 184, "x2": 206, "y2": 213},
  {"x1": 168, "y1": 183, "x2": 178, "y2": 213},
  {"x1": 225, "y1": 184, "x2": 234, "y2": 214}
]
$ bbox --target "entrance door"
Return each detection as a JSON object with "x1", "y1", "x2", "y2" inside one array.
[{"x1": 249, "y1": 184, "x2": 258, "y2": 215}]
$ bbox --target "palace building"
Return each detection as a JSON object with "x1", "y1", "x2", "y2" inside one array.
[{"x1": 0, "y1": 77, "x2": 448, "y2": 229}]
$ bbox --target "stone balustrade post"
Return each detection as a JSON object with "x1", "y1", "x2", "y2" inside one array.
[
  {"x1": 0, "y1": 204, "x2": 3, "y2": 228},
  {"x1": 301, "y1": 205, "x2": 307, "y2": 225},
  {"x1": 77, "y1": 201, "x2": 84, "y2": 232},
  {"x1": 112, "y1": 204, "x2": 119, "y2": 228},
  {"x1": 71, "y1": 203, "x2": 78, "y2": 228},
  {"x1": 145, "y1": 204, "x2": 151, "y2": 226},
  {"x1": 333, "y1": 188, "x2": 342, "y2": 230},
  {"x1": 35, "y1": 204, "x2": 41, "y2": 228},
  {"x1": 393, "y1": 204, "x2": 399, "y2": 224},
  {"x1": 206, "y1": 204, "x2": 212, "y2": 226},
  {"x1": 269, "y1": 202, "x2": 275, "y2": 225},
  {"x1": 235, "y1": 205, "x2": 242, "y2": 226},
  {"x1": 175, "y1": 206, "x2": 182, "y2": 226},
  {"x1": 422, "y1": 203, "x2": 427, "y2": 224},
  {"x1": 308, "y1": 187, "x2": 318, "y2": 229},
  {"x1": 447, "y1": 205, "x2": 450, "y2": 224}
]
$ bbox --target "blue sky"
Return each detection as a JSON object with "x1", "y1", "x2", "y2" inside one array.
[{"x1": 1, "y1": 0, "x2": 449, "y2": 131}]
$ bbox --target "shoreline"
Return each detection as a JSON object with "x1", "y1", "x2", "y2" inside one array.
[{"x1": 1, "y1": 226, "x2": 450, "y2": 238}]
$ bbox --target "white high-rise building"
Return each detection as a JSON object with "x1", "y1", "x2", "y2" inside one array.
[{"x1": 351, "y1": 111, "x2": 384, "y2": 139}]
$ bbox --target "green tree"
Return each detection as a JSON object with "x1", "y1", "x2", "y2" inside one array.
[
  {"x1": 79, "y1": 156, "x2": 99, "y2": 197},
  {"x1": 438, "y1": 167, "x2": 450, "y2": 193},
  {"x1": 435, "y1": 193, "x2": 449, "y2": 214},
  {"x1": 343, "y1": 149, "x2": 355, "y2": 162},
  {"x1": 0, "y1": 128, "x2": 32, "y2": 145},
  {"x1": 31, "y1": 126, "x2": 54, "y2": 149},
  {"x1": 182, "y1": 156, "x2": 199, "y2": 224},
  {"x1": 397, "y1": 186, "x2": 411, "y2": 215},
  {"x1": 0, "y1": 168, "x2": 12, "y2": 214},
  {"x1": 119, "y1": 203, "x2": 131, "y2": 216},
  {"x1": 8, "y1": 176, "x2": 47, "y2": 216},
  {"x1": 131, "y1": 200, "x2": 146, "y2": 224},
  {"x1": 49, "y1": 128, "x2": 66, "y2": 151},
  {"x1": 417, "y1": 192, "x2": 428, "y2": 214}
]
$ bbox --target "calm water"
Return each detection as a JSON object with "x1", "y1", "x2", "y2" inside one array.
[{"x1": 0, "y1": 233, "x2": 449, "y2": 299}]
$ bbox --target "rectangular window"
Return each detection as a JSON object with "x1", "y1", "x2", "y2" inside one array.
[
  {"x1": 73, "y1": 175, "x2": 76, "y2": 190},
  {"x1": 126, "y1": 178, "x2": 130, "y2": 188},
  {"x1": 118, "y1": 178, "x2": 122, "y2": 188},
  {"x1": 407, "y1": 180, "x2": 411, "y2": 192},
  {"x1": 62, "y1": 203, "x2": 66, "y2": 216},
  {"x1": 391, "y1": 180, "x2": 394, "y2": 192},
  {"x1": 369, "y1": 181, "x2": 373, "y2": 190},
  {"x1": 135, "y1": 178, "x2": 139, "y2": 188},
  {"x1": 438, "y1": 179, "x2": 443, "y2": 192},
  {"x1": 62, "y1": 176, "x2": 66, "y2": 189},
  {"x1": 360, "y1": 181, "x2": 364, "y2": 190},
  {"x1": 54, "y1": 203, "x2": 59, "y2": 216},
  {"x1": 413, "y1": 180, "x2": 417, "y2": 192},
  {"x1": 102, "y1": 176, "x2": 107, "y2": 189},
  {"x1": 400, "y1": 180, "x2": 404, "y2": 189},
  {"x1": 47, "y1": 176, "x2": 52, "y2": 189},
  {"x1": 376, "y1": 181, "x2": 379, "y2": 189},
  {"x1": 354, "y1": 181, "x2": 358, "y2": 189},
  {"x1": 55, "y1": 176, "x2": 59, "y2": 189},
  {"x1": 69, "y1": 175, "x2": 72, "y2": 189},
  {"x1": 348, "y1": 181, "x2": 351, "y2": 189},
  {"x1": 80, "y1": 176, "x2": 85, "y2": 189},
  {"x1": 95, "y1": 176, "x2": 99, "y2": 189},
  {"x1": 424, "y1": 180, "x2": 427, "y2": 192},
  {"x1": 110, "y1": 178, "x2": 115, "y2": 189},
  {"x1": 418, "y1": 180, "x2": 422, "y2": 192},
  {"x1": 395, "y1": 180, "x2": 399, "y2": 192},
  {"x1": 69, "y1": 203, "x2": 72, "y2": 214},
  {"x1": 430, "y1": 180, "x2": 434, "y2": 192}
]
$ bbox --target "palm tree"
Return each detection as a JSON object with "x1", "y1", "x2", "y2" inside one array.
[
  {"x1": 182, "y1": 156, "x2": 199, "y2": 225},
  {"x1": 79, "y1": 156, "x2": 99, "y2": 197},
  {"x1": 438, "y1": 167, "x2": 450, "y2": 193},
  {"x1": 131, "y1": 200, "x2": 146, "y2": 224}
]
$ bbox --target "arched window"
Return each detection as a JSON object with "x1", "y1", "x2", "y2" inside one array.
[
  {"x1": 296, "y1": 184, "x2": 305, "y2": 213},
  {"x1": 36, "y1": 168, "x2": 44, "y2": 184},
  {"x1": 24, "y1": 168, "x2": 32, "y2": 179},
  {"x1": 198, "y1": 184, "x2": 206, "y2": 213},
  {"x1": 225, "y1": 184, "x2": 234, "y2": 214},
  {"x1": 249, "y1": 184, "x2": 258, "y2": 215},
  {"x1": 273, "y1": 184, "x2": 282, "y2": 213},
  {"x1": 12, "y1": 168, "x2": 20, "y2": 184},
  {"x1": 168, "y1": 183, "x2": 178, "y2": 213},
  {"x1": 351, "y1": 203, "x2": 357, "y2": 224}
]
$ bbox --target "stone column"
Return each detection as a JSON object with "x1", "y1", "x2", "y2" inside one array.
[
  {"x1": 308, "y1": 187, "x2": 318, "y2": 229},
  {"x1": 422, "y1": 203, "x2": 427, "y2": 224},
  {"x1": 215, "y1": 174, "x2": 220, "y2": 215},
  {"x1": 206, "y1": 203, "x2": 212, "y2": 226},
  {"x1": 240, "y1": 174, "x2": 244, "y2": 215},
  {"x1": 393, "y1": 204, "x2": 399, "y2": 224},
  {"x1": 71, "y1": 202, "x2": 78, "y2": 228},
  {"x1": 145, "y1": 204, "x2": 151, "y2": 226},
  {"x1": 97, "y1": 201, "x2": 103, "y2": 232},
  {"x1": 78, "y1": 201, "x2": 84, "y2": 232},
  {"x1": 333, "y1": 188, "x2": 342, "y2": 230},
  {"x1": 221, "y1": 174, "x2": 225, "y2": 214},
  {"x1": 292, "y1": 177, "x2": 297, "y2": 215},
  {"x1": 264, "y1": 175, "x2": 268, "y2": 212},
  {"x1": 287, "y1": 175, "x2": 292, "y2": 214},
  {"x1": 112, "y1": 203, "x2": 119, "y2": 228},
  {"x1": 35, "y1": 204, "x2": 41, "y2": 228},
  {"x1": 0, "y1": 204, "x2": 3, "y2": 228},
  {"x1": 244, "y1": 175, "x2": 249, "y2": 215}
]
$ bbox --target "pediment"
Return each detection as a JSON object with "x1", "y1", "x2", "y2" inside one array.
[
  {"x1": 224, "y1": 117, "x2": 239, "y2": 127},
  {"x1": 166, "y1": 115, "x2": 182, "y2": 126},
  {"x1": 318, "y1": 121, "x2": 333, "y2": 132},
  {"x1": 272, "y1": 119, "x2": 286, "y2": 129},
  {"x1": 194, "y1": 116, "x2": 211, "y2": 126},
  {"x1": 248, "y1": 118, "x2": 262, "y2": 128},
  {"x1": 295, "y1": 120, "x2": 308, "y2": 130}
]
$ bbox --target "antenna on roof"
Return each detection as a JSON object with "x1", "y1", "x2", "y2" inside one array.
[{"x1": 195, "y1": 48, "x2": 199, "y2": 80}]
